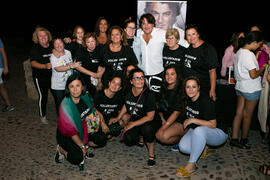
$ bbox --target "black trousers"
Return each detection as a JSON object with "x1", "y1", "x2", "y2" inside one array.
[
  {"x1": 123, "y1": 118, "x2": 162, "y2": 146},
  {"x1": 33, "y1": 77, "x2": 51, "y2": 117},
  {"x1": 56, "y1": 128, "x2": 107, "y2": 165}
]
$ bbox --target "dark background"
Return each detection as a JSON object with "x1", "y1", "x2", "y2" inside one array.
[{"x1": 1, "y1": 0, "x2": 269, "y2": 58}]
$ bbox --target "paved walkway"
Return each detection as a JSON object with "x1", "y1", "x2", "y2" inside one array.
[{"x1": 0, "y1": 38, "x2": 269, "y2": 180}]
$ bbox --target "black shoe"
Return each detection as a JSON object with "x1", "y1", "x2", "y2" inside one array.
[
  {"x1": 147, "y1": 156, "x2": 155, "y2": 167},
  {"x1": 230, "y1": 139, "x2": 250, "y2": 149},
  {"x1": 240, "y1": 138, "x2": 251, "y2": 149}
]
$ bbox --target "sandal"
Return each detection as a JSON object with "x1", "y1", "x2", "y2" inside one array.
[
  {"x1": 176, "y1": 166, "x2": 198, "y2": 177},
  {"x1": 200, "y1": 149, "x2": 216, "y2": 159},
  {"x1": 259, "y1": 163, "x2": 270, "y2": 176}
]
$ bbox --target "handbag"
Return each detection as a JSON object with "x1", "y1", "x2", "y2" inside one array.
[
  {"x1": 86, "y1": 110, "x2": 101, "y2": 134},
  {"x1": 120, "y1": 88, "x2": 147, "y2": 141}
]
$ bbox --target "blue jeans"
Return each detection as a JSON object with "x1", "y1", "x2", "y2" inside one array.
[{"x1": 178, "y1": 126, "x2": 227, "y2": 163}]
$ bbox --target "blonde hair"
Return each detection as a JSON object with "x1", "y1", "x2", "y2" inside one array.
[
  {"x1": 32, "y1": 26, "x2": 52, "y2": 44},
  {"x1": 73, "y1": 25, "x2": 85, "y2": 39},
  {"x1": 166, "y1": 28, "x2": 180, "y2": 40}
]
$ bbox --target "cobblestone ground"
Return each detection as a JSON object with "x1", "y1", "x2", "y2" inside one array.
[{"x1": 0, "y1": 38, "x2": 269, "y2": 180}]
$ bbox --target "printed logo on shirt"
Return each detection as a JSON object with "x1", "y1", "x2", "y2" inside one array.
[{"x1": 42, "y1": 53, "x2": 52, "y2": 58}]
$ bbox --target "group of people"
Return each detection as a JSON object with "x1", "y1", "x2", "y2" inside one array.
[{"x1": 28, "y1": 13, "x2": 270, "y2": 177}]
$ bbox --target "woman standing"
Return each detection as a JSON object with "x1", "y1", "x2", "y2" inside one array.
[
  {"x1": 76, "y1": 32, "x2": 105, "y2": 96},
  {"x1": 182, "y1": 24, "x2": 219, "y2": 101},
  {"x1": 176, "y1": 76, "x2": 227, "y2": 177},
  {"x1": 163, "y1": 28, "x2": 186, "y2": 68},
  {"x1": 30, "y1": 27, "x2": 53, "y2": 124},
  {"x1": 100, "y1": 26, "x2": 138, "y2": 87},
  {"x1": 109, "y1": 68, "x2": 161, "y2": 167},
  {"x1": 230, "y1": 31, "x2": 267, "y2": 149},
  {"x1": 50, "y1": 38, "x2": 81, "y2": 116},
  {"x1": 95, "y1": 17, "x2": 109, "y2": 45}
]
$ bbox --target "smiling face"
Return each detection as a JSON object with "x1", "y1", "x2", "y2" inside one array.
[
  {"x1": 186, "y1": 28, "x2": 200, "y2": 46},
  {"x1": 131, "y1": 72, "x2": 145, "y2": 89},
  {"x1": 108, "y1": 77, "x2": 122, "y2": 93},
  {"x1": 99, "y1": 19, "x2": 108, "y2": 33},
  {"x1": 165, "y1": 68, "x2": 177, "y2": 89},
  {"x1": 38, "y1": 30, "x2": 49, "y2": 47},
  {"x1": 124, "y1": 22, "x2": 136, "y2": 38},
  {"x1": 141, "y1": 18, "x2": 154, "y2": 35},
  {"x1": 185, "y1": 79, "x2": 200, "y2": 100},
  {"x1": 75, "y1": 27, "x2": 84, "y2": 41},
  {"x1": 85, "y1": 36, "x2": 96, "y2": 51},
  {"x1": 111, "y1": 29, "x2": 122, "y2": 44},
  {"x1": 68, "y1": 80, "x2": 83, "y2": 101},
  {"x1": 54, "y1": 39, "x2": 64, "y2": 53}
]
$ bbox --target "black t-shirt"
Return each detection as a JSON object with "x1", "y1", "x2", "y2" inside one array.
[
  {"x1": 159, "y1": 88, "x2": 181, "y2": 121},
  {"x1": 65, "y1": 41, "x2": 84, "y2": 61},
  {"x1": 75, "y1": 99, "x2": 91, "y2": 120},
  {"x1": 100, "y1": 44, "x2": 138, "y2": 81},
  {"x1": 127, "y1": 38, "x2": 134, "y2": 47},
  {"x1": 162, "y1": 45, "x2": 186, "y2": 68},
  {"x1": 125, "y1": 88, "x2": 156, "y2": 121},
  {"x1": 29, "y1": 43, "x2": 53, "y2": 80},
  {"x1": 94, "y1": 90, "x2": 124, "y2": 120},
  {"x1": 182, "y1": 43, "x2": 219, "y2": 90},
  {"x1": 184, "y1": 92, "x2": 216, "y2": 129},
  {"x1": 77, "y1": 45, "x2": 104, "y2": 73}
]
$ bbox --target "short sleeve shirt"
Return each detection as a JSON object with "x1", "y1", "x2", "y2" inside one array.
[
  {"x1": 124, "y1": 89, "x2": 156, "y2": 121},
  {"x1": 29, "y1": 43, "x2": 53, "y2": 80},
  {"x1": 50, "y1": 49, "x2": 73, "y2": 90},
  {"x1": 94, "y1": 90, "x2": 124, "y2": 120}
]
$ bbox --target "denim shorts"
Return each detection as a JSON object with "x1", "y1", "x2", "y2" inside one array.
[{"x1": 235, "y1": 89, "x2": 261, "y2": 101}]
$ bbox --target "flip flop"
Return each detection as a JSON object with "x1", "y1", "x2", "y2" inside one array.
[
  {"x1": 176, "y1": 166, "x2": 198, "y2": 177},
  {"x1": 200, "y1": 149, "x2": 216, "y2": 159}
]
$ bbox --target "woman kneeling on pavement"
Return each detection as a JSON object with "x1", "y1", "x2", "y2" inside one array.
[
  {"x1": 109, "y1": 68, "x2": 162, "y2": 167},
  {"x1": 175, "y1": 76, "x2": 228, "y2": 177},
  {"x1": 55, "y1": 72, "x2": 106, "y2": 169}
]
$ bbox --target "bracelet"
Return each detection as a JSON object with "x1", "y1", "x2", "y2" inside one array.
[{"x1": 80, "y1": 145, "x2": 85, "y2": 149}]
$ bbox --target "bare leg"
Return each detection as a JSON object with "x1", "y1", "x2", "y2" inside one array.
[
  {"x1": 156, "y1": 122, "x2": 185, "y2": 144},
  {"x1": 232, "y1": 95, "x2": 245, "y2": 139},
  {"x1": 0, "y1": 84, "x2": 11, "y2": 106},
  {"x1": 241, "y1": 99, "x2": 258, "y2": 139}
]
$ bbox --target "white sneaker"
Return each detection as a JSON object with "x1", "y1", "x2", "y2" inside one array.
[{"x1": 40, "y1": 116, "x2": 48, "y2": 124}]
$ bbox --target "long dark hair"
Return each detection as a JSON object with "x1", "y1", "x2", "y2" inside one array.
[
  {"x1": 180, "y1": 76, "x2": 201, "y2": 113},
  {"x1": 65, "y1": 72, "x2": 86, "y2": 97},
  {"x1": 237, "y1": 31, "x2": 263, "y2": 51},
  {"x1": 157, "y1": 64, "x2": 182, "y2": 108}
]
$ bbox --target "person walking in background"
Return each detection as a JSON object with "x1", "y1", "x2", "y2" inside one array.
[
  {"x1": 230, "y1": 31, "x2": 267, "y2": 149},
  {"x1": 30, "y1": 27, "x2": 53, "y2": 124},
  {"x1": 0, "y1": 38, "x2": 15, "y2": 112}
]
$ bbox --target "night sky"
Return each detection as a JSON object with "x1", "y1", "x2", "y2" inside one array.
[{"x1": 1, "y1": 0, "x2": 269, "y2": 53}]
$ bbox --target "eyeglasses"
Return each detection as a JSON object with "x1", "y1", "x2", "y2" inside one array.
[{"x1": 133, "y1": 76, "x2": 145, "y2": 81}]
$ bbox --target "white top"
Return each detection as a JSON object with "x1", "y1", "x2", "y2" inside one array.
[
  {"x1": 234, "y1": 48, "x2": 261, "y2": 93},
  {"x1": 50, "y1": 49, "x2": 73, "y2": 90},
  {"x1": 138, "y1": 27, "x2": 166, "y2": 76}
]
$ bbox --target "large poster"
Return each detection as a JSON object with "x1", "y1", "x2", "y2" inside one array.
[{"x1": 137, "y1": 0, "x2": 187, "y2": 40}]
